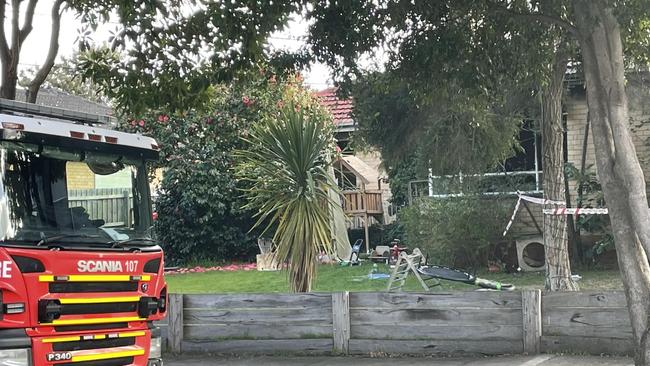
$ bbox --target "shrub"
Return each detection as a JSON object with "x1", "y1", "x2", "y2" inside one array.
[
  {"x1": 146, "y1": 106, "x2": 258, "y2": 264},
  {"x1": 120, "y1": 70, "x2": 308, "y2": 264},
  {"x1": 347, "y1": 222, "x2": 406, "y2": 248},
  {"x1": 399, "y1": 196, "x2": 512, "y2": 269},
  {"x1": 564, "y1": 162, "x2": 614, "y2": 262}
]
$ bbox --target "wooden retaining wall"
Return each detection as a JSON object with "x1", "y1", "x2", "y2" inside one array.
[
  {"x1": 158, "y1": 291, "x2": 633, "y2": 356},
  {"x1": 540, "y1": 292, "x2": 633, "y2": 355}
]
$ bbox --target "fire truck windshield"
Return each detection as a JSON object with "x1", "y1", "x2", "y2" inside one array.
[{"x1": 0, "y1": 142, "x2": 154, "y2": 247}]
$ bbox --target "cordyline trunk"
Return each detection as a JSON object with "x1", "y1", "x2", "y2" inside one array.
[
  {"x1": 542, "y1": 47, "x2": 578, "y2": 291},
  {"x1": 573, "y1": 1, "x2": 650, "y2": 364}
]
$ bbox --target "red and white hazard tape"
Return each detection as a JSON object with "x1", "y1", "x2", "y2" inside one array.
[
  {"x1": 502, "y1": 193, "x2": 608, "y2": 236},
  {"x1": 518, "y1": 194, "x2": 565, "y2": 206},
  {"x1": 543, "y1": 207, "x2": 608, "y2": 215},
  {"x1": 502, "y1": 198, "x2": 521, "y2": 237}
]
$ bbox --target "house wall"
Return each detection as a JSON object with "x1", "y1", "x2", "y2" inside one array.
[
  {"x1": 509, "y1": 198, "x2": 544, "y2": 239},
  {"x1": 354, "y1": 150, "x2": 396, "y2": 224},
  {"x1": 565, "y1": 79, "x2": 650, "y2": 206},
  {"x1": 505, "y1": 79, "x2": 650, "y2": 241},
  {"x1": 66, "y1": 162, "x2": 135, "y2": 191},
  {"x1": 66, "y1": 162, "x2": 95, "y2": 190},
  {"x1": 509, "y1": 81, "x2": 650, "y2": 239}
]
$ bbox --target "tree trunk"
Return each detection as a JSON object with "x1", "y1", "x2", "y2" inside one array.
[
  {"x1": 0, "y1": 55, "x2": 19, "y2": 100},
  {"x1": 0, "y1": 0, "x2": 48, "y2": 102},
  {"x1": 26, "y1": 0, "x2": 64, "y2": 104},
  {"x1": 573, "y1": 112, "x2": 591, "y2": 264},
  {"x1": 542, "y1": 47, "x2": 578, "y2": 291},
  {"x1": 573, "y1": 1, "x2": 650, "y2": 364}
]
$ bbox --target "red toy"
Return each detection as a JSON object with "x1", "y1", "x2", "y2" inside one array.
[{"x1": 389, "y1": 240, "x2": 408, "y2": 264}]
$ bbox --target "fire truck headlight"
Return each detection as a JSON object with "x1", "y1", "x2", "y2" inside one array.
[
  {"x1": 0, "y1": 348, "x2": 30, "y2": 366},
  {"x1": 149, "y1": 335, "x2": 162, "y2": 359}
]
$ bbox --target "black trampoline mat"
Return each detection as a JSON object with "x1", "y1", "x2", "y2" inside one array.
[{"x1": 418, "y1": 265, "x2": 476, "y2": 283}]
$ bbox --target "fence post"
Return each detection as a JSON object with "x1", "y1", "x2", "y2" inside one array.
[
  {"x1": 168, "y1": 293, "x2": 184, "y2": 354},
  {"x1": 332, "y1": 291, "x2": 350, "y2": 354},
  {"x1": 122, "y1": 190, "x2": 131, "y2": 227},
  {"x1": 522, "y1": 289, "x2": 542, "y2": 354}
]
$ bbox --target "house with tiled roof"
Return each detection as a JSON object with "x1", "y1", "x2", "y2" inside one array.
[
  {"x1": 315, "y1": 87, "x2": 356, "y2": 151},
  {"x1": 316, "y1": 88, "x2": 396, "y2": 251}
]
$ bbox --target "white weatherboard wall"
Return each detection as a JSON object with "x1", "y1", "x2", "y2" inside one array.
[{"x1": 95, "y1": 169, "x2": 132, "y2": 189}]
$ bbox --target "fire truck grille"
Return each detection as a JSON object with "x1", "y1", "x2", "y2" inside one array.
[
  {"x1": 49, "y1": 282, "x2": 138, "y2": 293},
  {"x1": 59, "y1": 357, "x2": 133, "y2": 366},
  {"x1": 60, "y1": 302, "x2": 137, "y2": 315},
  {"x1": 54, "y1": 322, "x2": 129, "y2": 332},
  {"x1": 53, "y1": 337, "x2": 136, "y2": 352}
]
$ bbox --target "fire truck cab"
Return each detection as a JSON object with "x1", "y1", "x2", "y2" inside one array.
[{"x1": 0, "y1": 99, "x2": 166, "y2": 366}]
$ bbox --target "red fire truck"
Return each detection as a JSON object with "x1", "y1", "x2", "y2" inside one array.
[{"x1": 0, "y1": 99, "x2": 166, "y2": 366}]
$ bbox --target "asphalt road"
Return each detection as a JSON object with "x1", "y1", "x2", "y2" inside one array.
[{"x1": 164, "y1": 354, "x2": 633, "y2": 366}]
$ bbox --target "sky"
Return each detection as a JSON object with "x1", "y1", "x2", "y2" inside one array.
[{"x1": 15, "y1": 2, "x2": 334, "y2": 92}]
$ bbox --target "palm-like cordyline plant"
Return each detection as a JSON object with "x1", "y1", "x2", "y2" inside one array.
[{"x1": 236, "y1": 103, "x2": 339, "y2": 292}]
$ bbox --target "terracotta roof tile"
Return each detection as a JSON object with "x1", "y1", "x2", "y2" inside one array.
[{"x1": 315, "y1": 87, "x2": 354, "y2": 126}]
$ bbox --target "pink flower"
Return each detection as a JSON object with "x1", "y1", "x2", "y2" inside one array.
[
  {"x1": 158, "y1": 114, "x2": 169, "y2": 123},
  {"x1": 130, "y1": 120, "x2": 136, "y2": 126},
  {"x1": 138, "y1": 119, "x2": 145, "y2": 127},
  {"x1": 206, "y1": 117, "x2": 213, "y2": 125}
]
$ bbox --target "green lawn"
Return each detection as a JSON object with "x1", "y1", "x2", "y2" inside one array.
[{"x1": 165, "y1": 261, "x2": 623, "y2": 293}]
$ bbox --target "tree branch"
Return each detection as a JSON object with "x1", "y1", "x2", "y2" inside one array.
[
  {"x1": 0, "y1": 2, "x2": 10, "y2": 61},
  {"x1": 521, "y1": 12, "x2": 578, "y2": 38},
  {"x1": 19, "y1": 0, "x2": 38, "y2": 44},
  {"x1": 488, "y1": 2, "x2": 579, "y2": 38},
  {"x1": 26, "y1": 0, "x2": 64, "y2": 103},
  {"x1": 10, "y1": 0, "x2": 20, "y2": 51}
]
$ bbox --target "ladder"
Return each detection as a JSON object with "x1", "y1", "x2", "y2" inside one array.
[{"x1": 386, "y1": 248, "x2": 439, "y2": 292}]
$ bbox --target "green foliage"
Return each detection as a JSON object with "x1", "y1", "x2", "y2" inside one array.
[
  {"x1": 384, "y1": 156, "x2": 420, "y2": 208},
  {"x1": 306, "y1": 1, "x2": 553, "y2": 178},
  {"x1": 76, "y1": 0, "x2": 303, "y2": 114},
  {"x1": 564, "y1": 163, "x2": 614, "y2": 257},
  {"x1": 613, "y1": 0, "x2": 650, "y2": 68},
  {"x1": 235, "y1": 92, "x2": 338, "y2": 292},
  {"x1": 351, "y1": 73, "x2": 523, "y2": 175},
  {"x1": 121, "y1": 70, "x2": 304, "y2": 264},
  {"x1": 347, "y1": 222, "x2": 406, "y2": 248},
  {"x1": 125, "y1": 104, "x2": 254, "y2": 264},
  {"x1": 399, "y1": 197, "x2": 512, "y2": 269}
]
